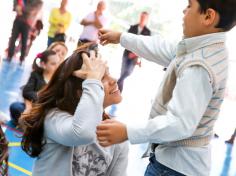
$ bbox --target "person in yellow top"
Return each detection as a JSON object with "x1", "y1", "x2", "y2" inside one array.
[{"x1": 47, "y1": 0, "x2": 71, "y2": 47}]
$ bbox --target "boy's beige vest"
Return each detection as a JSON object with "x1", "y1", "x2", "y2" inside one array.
[{"x1": 150, "y1": 40, "x2": 228, "y2": 148}]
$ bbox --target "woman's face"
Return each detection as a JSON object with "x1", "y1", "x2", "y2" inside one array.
[
  {"x1": 41, "y1": 54, "x2": 60, "y2": 74},
  {"x1": 102, "y1": 73, "x2": 122, "y2": 108},
  {"x1": 51, "y1": 44, "x2": 68, "y2": 63}
]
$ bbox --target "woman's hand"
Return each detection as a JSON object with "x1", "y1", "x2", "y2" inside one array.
[{"x1": 73, "y1": 52, "x2": 107, "y2": 80}]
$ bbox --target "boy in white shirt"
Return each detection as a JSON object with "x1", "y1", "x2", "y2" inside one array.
[{"x1": 96, "y1": 0, "x2": 236, "y2": 175}]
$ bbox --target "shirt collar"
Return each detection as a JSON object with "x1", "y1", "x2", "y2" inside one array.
[{"x1": 176, "y1": 32, "x2": 226, "y2": 57}]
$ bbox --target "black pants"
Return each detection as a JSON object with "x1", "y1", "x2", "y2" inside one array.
[
  {"x1": 8, "y1": 17, "x2": 30, "y2": 62},
  {"x1": 77, "y1": 39, "x2": 98, "y2": 51},
  {"x1": 117, "y1": 53, "x2": 137, "y2": 92}
]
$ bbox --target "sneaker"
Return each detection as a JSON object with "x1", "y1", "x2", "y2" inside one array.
[
  {"x1": 19, "y1": 60, "x2": 25, "y2": 68},
  {"x1": 225, "y1": 137, "x2": 234, "y2": 144},
  {"x1": 3, "y1": 57, "x2": 11, "y2": 62}
]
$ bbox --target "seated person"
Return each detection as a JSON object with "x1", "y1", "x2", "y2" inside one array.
[
  {"x1": 9, "y1": 50, "x2": 60, "y2": 126},
  {"x1": 47, "y1": 41, "x2": 68, "y2": 63}
]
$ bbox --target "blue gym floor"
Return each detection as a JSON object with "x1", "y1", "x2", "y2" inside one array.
[{"x1": 0, "y1": 61, "x2": 34, "y2": 176}]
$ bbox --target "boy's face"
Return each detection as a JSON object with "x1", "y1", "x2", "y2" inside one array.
[{"x1": 182, "y1": 0, "x2": 207, "y2": 38}]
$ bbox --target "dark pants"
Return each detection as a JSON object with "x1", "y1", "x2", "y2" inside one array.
[
  {"x1": 117, "y1": 53, "x2": 137, "y2": 92},
  {"x1": 47, "y1": 37, "x2": 55, "y2": 47},
  {"x1": 77, "y1": 39, "x2": 98, "y2": 51},
  {"x1": 8, "y1": 17, "x2": 30, "y2": 62},
  {"x1": 144, "y1": 154, "x2": 186, "y2": 176},
  {"x1": 77, "y1": 39, "x2": 92, "y2": 46},
  {"x1": 9, "y1": 102, "x2": 25, "y2": 126}
]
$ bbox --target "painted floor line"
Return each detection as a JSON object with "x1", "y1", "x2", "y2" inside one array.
[
  {"x1": 1, "y1": 123, "x2": 23, "y2": 134},
  {"x1": 8, "y1": 142, "x2": 21, "y2": 147},
  {"x1": 8, "y1": 162, "x2": 32, "y2": 176}
]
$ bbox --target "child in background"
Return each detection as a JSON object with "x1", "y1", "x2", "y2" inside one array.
[
  {"x1": 47, "y1": 41, "x2": 68, "y2": 63},
  {"x1": 9, "y1": 50, "x2": 60, "y2": 126}
]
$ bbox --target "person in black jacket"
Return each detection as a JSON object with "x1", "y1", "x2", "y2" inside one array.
[
  {"x1": 117, "y1": 11, "x2": 151, "y2": 93},
  {"x1": 9, "y1": 50, "x2": 60, "y2": 126}
]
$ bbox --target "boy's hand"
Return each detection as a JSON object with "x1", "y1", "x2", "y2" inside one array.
[
  {"x1": 98, "y1": 29, "x2": 121, "y2": 45},
  {"x1": 96, "y1": 119, "x2": 128, "y2": 147}
]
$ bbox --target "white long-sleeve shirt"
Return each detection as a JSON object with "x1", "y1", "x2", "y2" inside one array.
[{"x1": 120, "y1": 33, "x2": 219, "y2": 176}]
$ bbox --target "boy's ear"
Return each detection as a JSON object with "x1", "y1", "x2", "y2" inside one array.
[{"x1": 204, "y1": 8, "x2": 218, "y2": 26}]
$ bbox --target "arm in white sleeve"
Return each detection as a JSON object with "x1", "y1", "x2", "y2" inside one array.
[
  {"x1": 120, "y1": 33, "x2": 176, "y2": 67},
  {"x1": 45, "y1": 79, "x2": 104, "y2": 146},
  {"x1": 127, "y1": 66, "x2": 213, "y2": 144}
]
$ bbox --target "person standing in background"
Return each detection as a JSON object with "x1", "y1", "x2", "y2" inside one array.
[
  {"x1": 7, "y1": 0, "x2": 43, "y2": 65},
  {"x1": 78, "y1": 0, "x2": 108, "y2": 46},
  {"x1": 47, "y1": 0, "x2": 72, "y2": 47},
  {"x1": 118, "y1": 11, "x2": 151, "y2": 93},
  {"x1": 225, "y1": 128, "x2": 236, "y2": 144}
]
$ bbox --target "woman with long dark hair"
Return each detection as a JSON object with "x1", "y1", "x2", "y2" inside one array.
[{"x1": 20, "y1": 45, "x2": 128, "y2": 176}]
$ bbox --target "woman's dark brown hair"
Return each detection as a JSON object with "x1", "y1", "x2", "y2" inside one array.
[
  {"x1": 0, "y1": 125, "x2": 8, "y2": 176},
  {"x1": 20, "y1": 45, "x2": 92, "y2": 157}
]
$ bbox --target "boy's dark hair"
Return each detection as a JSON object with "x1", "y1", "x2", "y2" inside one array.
[{"x1": 197, "y1": 0, "x2": 236, "y2": 31}]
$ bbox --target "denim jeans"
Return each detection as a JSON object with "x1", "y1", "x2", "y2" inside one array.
[
  {"x1": 9, "y1": 102, "x2": 25, "y2": 126},
  {"x1": 47, "y1": 37, "x2": 55, "y2": 47},
  {"x1": 117, "y1": 53, "x2": 137, "y2": 92},
  {"x1": 144, "y1": 154, "x2": 186, "y2": 176}
]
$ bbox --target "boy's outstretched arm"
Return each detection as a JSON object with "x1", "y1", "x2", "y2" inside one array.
[
  {"x1": 97, "y1": 67, "x2": 213, "y2": 146},
  {"x1": 96, "y1": 119, "x2": 128, "y2": 147},
  {"x1": 99, "y1": 29, "x2": 175, "y2": 67}
]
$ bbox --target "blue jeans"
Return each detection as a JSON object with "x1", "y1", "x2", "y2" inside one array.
[
  {"x1": 9, "y1": 102, "x2": 25, "y2": 125},
  {"x1": 47, "y1": 37, "x2": 55, "y2": 47},
  {"x1": 117, "y1": 53, "x2": 137, "y2": 92},
  {"x1": 144, "y1": 154, "x2": 186, "y2": 176}
]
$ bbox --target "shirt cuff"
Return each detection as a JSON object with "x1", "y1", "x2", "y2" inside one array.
[
  {"x1": 127, "y1": 125, "x2": 148, "y2": 144},
  {"x1": 82, "y1": 79, "x2": 104, "y2": 90},
  {"x1": 120, "y1": 32, "x2": 131, "y2": 48}
]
